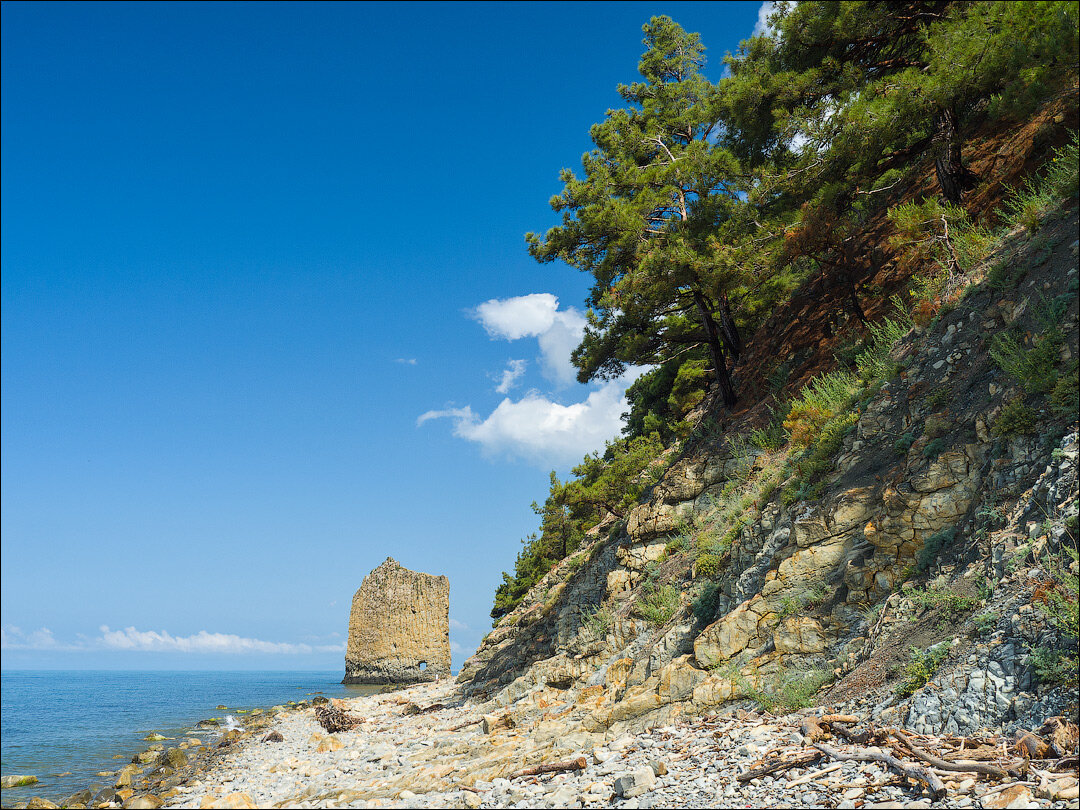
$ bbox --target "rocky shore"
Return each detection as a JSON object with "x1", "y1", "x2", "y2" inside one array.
[{"x1": 14, "y1": 678, "x2": 1072, "y2": 810}]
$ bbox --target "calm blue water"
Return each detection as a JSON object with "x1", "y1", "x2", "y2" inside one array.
[{"x1": 0, "y1": 670, "x2": 387, "y2": 804}]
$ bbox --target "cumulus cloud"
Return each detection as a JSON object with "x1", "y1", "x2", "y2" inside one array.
[
  {"x1": 473, "y1": 293, "x2": 559, "y2": 340},
  {"x1": 494, "y1": 359, "x2": 528, "y2": 394},
  {"x1": 471, "y1": 293, "x2": 587, "y2": 386},
  {"x1": 754, "y1": 1, "x2": 792, "y2": 37},
  {"x1": 420, "y1": 376, "x2": 640, "y2": 467}
]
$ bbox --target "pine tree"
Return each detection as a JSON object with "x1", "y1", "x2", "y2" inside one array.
[{"x1": 527, "y1": 17, "x2": 747, "y2": 409}]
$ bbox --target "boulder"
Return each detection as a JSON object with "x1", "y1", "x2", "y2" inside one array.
[
  {"x1": 1, "y1": 775, "x2": 39, "y2": 789},
  {"x1": 613, "y1": 766, "x2": 656, "y2": 798}
]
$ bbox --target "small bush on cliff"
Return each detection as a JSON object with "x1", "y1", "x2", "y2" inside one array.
[
  {"x1": 896, "y1": 643, "x2": 950, "y2": 698},
  {"x1": 916, "y1": 526, "x2": 956, "y2": 574},
  {"x1": 635, "y1": 583, "x2": 680, "y2": 628},
  {"x1": 1032, "y1": 544, "x2": 1079, "y2": 686},
  {"x1": 750, "y1": 668, "x2": 833, "y2": 714},
  {"x1": 580, "y1": 605, "x2": 613, "y2": 641},
  {"x1": 1050, "y1": 360, "x2": 1079, "y2": 417},
  {"x1": 991, "y1": 398, "x2": 1037, "y2": 437},
  {"x1": 691, "y1": 580, "x2": 722, "y2": 624},
  {"x1": 990, "y1": 329, "x2": 1062, "y2": 396},
  {"x1": 694, "y1": 552, "x2": 721, "y2": 578}
]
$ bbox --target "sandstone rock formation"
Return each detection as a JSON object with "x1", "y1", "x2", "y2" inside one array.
[{"x1": 343, "y1": 557, "x2": 450, "y2": 684}]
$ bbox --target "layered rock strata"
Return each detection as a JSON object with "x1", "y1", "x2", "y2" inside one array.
[{"x1": 343, "y1": 557, "x2": 450, "y2": 684}]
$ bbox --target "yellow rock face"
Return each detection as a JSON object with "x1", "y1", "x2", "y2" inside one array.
[{"x1": 343, "y1": 557, "x2": 450, "y2": 684}]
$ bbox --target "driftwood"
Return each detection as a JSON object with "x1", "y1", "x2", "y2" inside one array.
[
  {"x1": 813, "y1": 742, "x2": 947, "y2": 800},
  {"x1": 510, "y1": 757, "x2": 588, "y2": 780},
  {"x1": 737, "y1": 750, "x2": 822, "y2": 782},
  {"x1": 402, "y1": 702, "x2": 447, "y2": 716},
  {"x1": 786, "y1": 761, "x2": 844, "y2": 787},
  {"x1": 315, "y1": 704, "x2": 362, "y2": 734},
  {"x1": 891, "y1": 729, "x2": 1009, "y2": 778},
  {"x1": 447, "y1": 718, "x2": 482, "y2": 732}
]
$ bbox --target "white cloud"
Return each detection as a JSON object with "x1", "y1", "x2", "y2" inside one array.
[
  {"x1": 395, "y1": 358, "x2": 418, "y2": 366},
  {"x1": 1, "y1": 624, "x2": 344, "y2": 655},
  {"x1": 450, "y1": 640, "x2": 468, "y2": 655},
  {"x1": 473, "y1": 293, "x2": 559, "y2": 340},
  {"x1": 421, "y1": 375, "x2": 641, "y2": 467},
  {"x1": 754, "y1": 1, "x2": 792, "y2": 37},
  {"x1": 449, "y1": 618, "x2": 469, "y2": 631},
  {"x1": 472, "y1": 294, "x2": 587, "y2": 387},
  {"x1": 417, "y1": 406, "x2": 474, "y2": 426},
  {"x1": 494, "y1": 359, "x2": 527, "y2": 394},
  {"x1": 1, "y1": 625, "x2": 71, "y2": 650},
  {"x1": 97, "y1": 625, "x2": 345, "y2": 654}
]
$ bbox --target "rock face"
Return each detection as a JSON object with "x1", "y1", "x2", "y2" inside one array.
[{"x1": 343, "y1": 557, "x2": 450, "y2": 684}]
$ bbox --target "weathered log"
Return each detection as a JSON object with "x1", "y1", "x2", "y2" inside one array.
[
  {"x1": 813, "y1": 742, "x2": 947, "y2": 800},
  {"x1": 737, "y1": 751, "x2": 822, "y2": 782},
  {"x1": 829, "y1": 723, "x2": 881, "y2": 746},
  {"x1": 509, "y1": 757, "x2": 588, "y2": 780},
  {"x1": 315, "y1": 704, "x2": 362, "y2": 734},
  {"x1": 786, "y1": 761, "x2": 844, "y2": 787},
  {"x1": 447, "y1": 718, "x2": 482, "y2": 732},
  {"x1": 891, "y1": 729, "x2": 1007, "y2": 778},
  {"x1": 402, "y1": 702, "x2": 447, "y2": 716}
]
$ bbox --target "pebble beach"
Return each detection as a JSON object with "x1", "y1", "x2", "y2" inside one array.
[{"x1": 138, "y1": 680, "x2": 1077, "y2": 810}]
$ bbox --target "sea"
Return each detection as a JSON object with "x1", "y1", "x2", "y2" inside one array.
[{"x1": 0, "y1": 670, "x2": 390, "y2": 805}]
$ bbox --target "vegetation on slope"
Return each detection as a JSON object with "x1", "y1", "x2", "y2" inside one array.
[{"x1": 491, "y1": 1, "x2": 1079, "y2": 623}]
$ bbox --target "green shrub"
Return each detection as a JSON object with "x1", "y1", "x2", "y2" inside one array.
[
  {"x1": 635, "y1": 583, "x2": 680, "y2": 628},
  {"x1": 1033, "y1": 544, "x2": 1079, "y2": 686},
  {"x1": 990, "y1": 329, "x2": 1062, "y2": 395},
  {"x1": 991, "y1": 398, "x2": 1037, "y2": 437},
  {"x1": 854, "y1": 316, "x2": 910, "y2": 382},
  {"x1": 750, "y1": 403, "x2": 789, "y2": 451},
  {"x1": 987, "y1": 258, "x2": 1026, "y2": 290},
  {"x1": 916, "y1": 526, "x2": 956, "y2": 573},
  {"x1": 750, "y1": 668, "x2": 834, "y2": 714},
  {"x1": 923, "y1": 437, "x2": 949, "y2": 459},
  {"x1": 691, "y1": 581, "x2": 722, "y2": 624},
  {"x1": 903, "y1": 582, "x2": 979, "y2": 619},
  {"x1": 894, "y1": 432, "x2": 916, "y2": 455},
  {"x1": 927, "y1": 388, "x2": 950, "y2": 409},
  {"x1": 896, "y1": 643, "x2": 949, "y2": 697},
  {"x1": 695, "y1": 552, "x2": 721, "y2": 578},
  {"x1": 1050, "y1": 361, "x2": 1079, "y2": 417},
  {"x1": 974, "y1": 610, "x2": 998, "y2": 635},
  {"x1": 581, "y1": 605, "x2": 613, "y2": 640}
]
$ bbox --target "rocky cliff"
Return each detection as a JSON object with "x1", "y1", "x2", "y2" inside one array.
[
  {"x1": 457, "y1": 194, "x2": 1079, "y2": 741},
  {"x1": 344, "y1": 557, "x2": 450, "y2": 684}
]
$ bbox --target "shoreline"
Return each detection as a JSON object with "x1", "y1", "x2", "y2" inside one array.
[
  {"x1": 8, "y1": 676, "x2": 1076, "y2": 809},
  {"x1": 152, "y1": 682, "x2": 1080, "y2": 809},
  {"x1": 0, "y1": 673, "x2": 390, "y2": 810}
]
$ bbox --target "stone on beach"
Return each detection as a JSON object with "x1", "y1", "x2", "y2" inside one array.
[{"x1": 1, "y1": 774, "x2": 39, "y2": 789}]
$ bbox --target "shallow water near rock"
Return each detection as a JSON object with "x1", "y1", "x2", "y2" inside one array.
[{"x1": 0, "y1": 670, "x2": 387, "y2": 804}]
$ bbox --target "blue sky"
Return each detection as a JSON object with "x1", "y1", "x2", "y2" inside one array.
[{"x1": 1, "y1": 1, "x2": 767, "y2": 671}]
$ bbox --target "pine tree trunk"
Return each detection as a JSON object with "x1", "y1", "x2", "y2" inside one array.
[
  {"x1": 693, "y1": 289, "x2": 737, "y2": 411},
  {"x1": 933, "y1": 106, "x2": 976, "y2": 205},
  {"x1": 718, "y1": 294, "x2": 744, "y2": 360}
]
